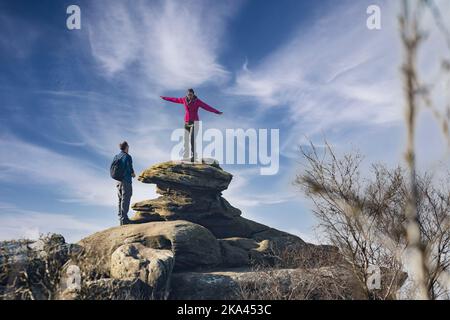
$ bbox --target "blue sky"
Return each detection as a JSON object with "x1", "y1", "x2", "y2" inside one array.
[{"x1": 1, "y1": 0, "x2": 449, "y2": 243}]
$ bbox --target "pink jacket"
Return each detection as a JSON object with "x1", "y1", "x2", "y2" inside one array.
[{"x1": 161, "y1": 96, "x2": 222, "y2": 122}]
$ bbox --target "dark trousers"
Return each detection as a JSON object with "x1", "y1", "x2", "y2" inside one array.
[
  {"x1": 117, "y1": 180, "x2": 132, "y2": 223},
  {"x1": 184, "y1": 121, "x2": 199, "y2": 160}
]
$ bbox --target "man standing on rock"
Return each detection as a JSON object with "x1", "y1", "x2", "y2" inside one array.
[
  {"x1": 160, "y1": 88, "x2": 223, "y2": 162},
  {"x1": 112, "y1": 141, "x2": 135, "y2": 225}
]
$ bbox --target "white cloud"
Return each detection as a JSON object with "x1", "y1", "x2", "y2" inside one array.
[
  {"x1": 0, "y1": 133, "x2": 155, "y2": 206},
  {"x1": 0, "y1": 202, "x2": 106, "y2": 243},
  {"x1": 87, "y1": 0, "x2": 241, "y2": 90},
  {"x1": 226, "y1": 2, "x2": 404, "y2": 156},
  {"x1": 226, "y1": 0, "x2": 450, "y2": 165},
  {"x1": 222, "y1": 166, "x2": 298, "y2": 210}
]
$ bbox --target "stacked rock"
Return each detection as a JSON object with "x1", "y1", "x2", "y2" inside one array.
[
  {"x1": 64, "y1": 160, "x2": 368, "y2": 300},
  {"x1": 131, "y1": 161, "x2": 241, "y2": 237},
  {"x1": 130, "y1": 161, "x2": 300, "y2": 243}
]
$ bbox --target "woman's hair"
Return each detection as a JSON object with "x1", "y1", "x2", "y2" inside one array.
[
  {"x1": 187, "y1": 88, "x2": 195, "y2": 94},
  {"x1": 119, "y1": 141, "x2": 129, "y2": 151}
]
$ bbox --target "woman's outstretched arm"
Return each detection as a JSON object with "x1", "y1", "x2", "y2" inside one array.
[
  {"x1": 160, "y1": 96, "x2": 184, "y2": 104},
  {"x1": 199, "y1": 99, "x2": 223, "y2": 114}
]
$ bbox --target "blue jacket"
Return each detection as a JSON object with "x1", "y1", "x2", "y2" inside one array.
[{"x1": 114, "y1": 151, "x2": 134, "y2": 184}]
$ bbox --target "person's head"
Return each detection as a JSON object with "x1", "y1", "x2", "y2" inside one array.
[
  {"x1": 119, "y1": 141, "x2": 129, "y2": 153},
  {"x1": 186, "y1": 88, "x2": 195, "y2": 99}
]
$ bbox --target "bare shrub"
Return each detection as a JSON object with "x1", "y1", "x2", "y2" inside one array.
[
  {"x1": 296, "y1": 142, "x2": 449, "y2": 299},
  {"x1": 237, "y1": 243, "x2": 354, "y2": 300},
  {"x1": 236, "y1": 266, "x2": 353, "y2": 300}
]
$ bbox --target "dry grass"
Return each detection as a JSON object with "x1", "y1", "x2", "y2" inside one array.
[{"x1": 236, "y1": 246, "x2": 354, "y2": 300}]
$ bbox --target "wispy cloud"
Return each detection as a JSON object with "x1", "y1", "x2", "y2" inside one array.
[
  {"x1": 223, "y1": 166, "x2": 298, "y2": 210},
  {"x1": 0, "y1": 133, "x2": 155, "y2": 206},
  {"x1": 226, "y1": 0, "x2": 450, "y2": 162},
  {"x1": 86, "y1": 0, "x2": 242, "y2": 90},
  {"x1": 226, "y1": 1, "x2": 403, "y2": 156},
  {"x1": 0, "y1": 202, "x2": 105, "y2": 242}
]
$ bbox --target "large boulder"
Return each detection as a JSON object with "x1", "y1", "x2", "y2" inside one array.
[
  {"x1": 132, "y1": 162, "x2": 243, "y2": 233},
  {"x1": 194, "y1": 215, "x2": 305, "y2": 242},
  {"x1": 75, "y1": 221, "x2": 221, "y2": 277},
  {"x1": 131, "y1": 161, "x2": 307, "y2": 254},
  {"x1": 110, "y1": 243, "x2": 174, "y2": 299},
  {"x1": 132, "y1": 191, "x2": 241, "y2": 222},
  {"x1": 138, "y1": 161, "x2": 232, "y2": 192}
]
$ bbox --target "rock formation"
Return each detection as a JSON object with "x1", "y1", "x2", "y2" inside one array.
[
  {"x1": 60, "y1": 160, "x2": 348, "y2": 300},
  {"x1": 131, "y1": 161, "x2": 305, "y2": 244},
  {"x1": 2, "y1": 160, "x2": 401, "y2": 300}
]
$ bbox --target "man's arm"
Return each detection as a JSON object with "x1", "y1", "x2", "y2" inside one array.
[
  {"x1": 129, "y1": 155, "x2": 135, "y2": 177},
  {"x1": 199, "y1": 99, "x2": 222, "y2": 114},
  {"x1": 160, "y1": 96, "x2": 184, "y2": 104}
]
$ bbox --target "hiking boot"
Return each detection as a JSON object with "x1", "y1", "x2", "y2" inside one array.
[
  {"x1": 120, "y1": 217, "x2": 132, "y2": 226},
  {"x1": 191, "y1": 155, "x2": 201, "y2": 163}
]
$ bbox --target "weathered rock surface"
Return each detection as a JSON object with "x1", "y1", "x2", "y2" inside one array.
[
  {"x1": 138, "y1": 161, "x2": 232, "y2": 192},
  {"x1": 110, "y1": 243, "x2": 174, "y2": 299},
  {"x1": 132, "y1": 161, "x2": 242, "y2": 231},
  {"x1": 132, "y1": 191, "x2": 241, "y2": 222},
  {"x1": 76, "y1": 220, "x2": 221, "y2": 276},
  {"x1": 60, "y1": 278, "x2": 152, "y2": 300},
  {"x1": 131, "y1": 161, "x2": 306, "y2": 254}
]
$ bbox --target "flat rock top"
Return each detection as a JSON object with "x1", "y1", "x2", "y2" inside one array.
[{"x1": 138, "y1": 161, "x2": 233, "y2": 192}]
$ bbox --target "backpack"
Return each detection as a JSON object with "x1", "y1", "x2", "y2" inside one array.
[{"x1": 110, "y1": 153, "x2": 127, "y2": 181}]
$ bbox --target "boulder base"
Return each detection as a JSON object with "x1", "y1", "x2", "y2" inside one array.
[{"x1": 75, "y1": 220, "x2": 221, "y2": 276}]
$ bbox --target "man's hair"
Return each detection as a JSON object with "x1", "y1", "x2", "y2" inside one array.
[
  {"x1": 187, "y1": 88, "x2": 195, "y2": 94},
  {"x1": 119, "y1": 141, "x2": 129, "y2": 151}
]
